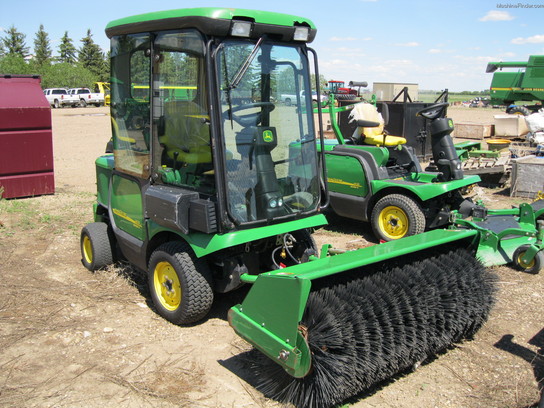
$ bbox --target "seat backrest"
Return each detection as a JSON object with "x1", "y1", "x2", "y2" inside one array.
[
  {"x1": 160, "y1": 100, "x2": 212, "y2": 164},
  {"x1": 349, "y1": 103, "x2": 385, "y2": 139}
]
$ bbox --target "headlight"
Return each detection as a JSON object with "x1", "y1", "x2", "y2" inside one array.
[
  {"x1": 231, "y1": 21, "x2": 252, "y2": 37},
  {"x1": 293, "y1": 26, "x2": 310, "y2": 42}
]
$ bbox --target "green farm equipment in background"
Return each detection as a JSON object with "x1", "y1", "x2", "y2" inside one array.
[
  {"x1": 80, "y1": 8, "x2": 544, "y2": 408},
  {"x1": 487, "y1": 55, "x2": 544, "y2": 115},
  {"x1": 319, "y1": 95, "x2": 482, "y2": 241}
]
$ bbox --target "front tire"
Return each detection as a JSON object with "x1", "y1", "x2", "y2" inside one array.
[
  {"x1": 79, "y1": 98, "x2": 87, "y2": 107},
  {"x1": 80, "y1": 222, "x2": 114, "y2": 271},
  {"x1": 512, "y1": 245, "x2": 543, "y2": 274},
  {"x1": 148, "y1": 241, "x2": 214, "y2": 324},
  {"x1": 371, "y1": 194, "x2": 426, "y2": 241}
]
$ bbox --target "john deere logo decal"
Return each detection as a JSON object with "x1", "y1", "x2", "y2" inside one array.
[{"x1": 262, "y1": 130, "x2": 274, "y2": 143}]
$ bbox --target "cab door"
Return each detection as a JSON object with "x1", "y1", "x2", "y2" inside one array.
[{"x1": 109, "y1": 33, "x2": 151, "y2": 242}]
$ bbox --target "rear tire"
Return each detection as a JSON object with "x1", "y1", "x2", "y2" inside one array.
[
  {"x1": 80, "y1": 222, "x2": 114, "y2": 271},
  {"x1": 148, "y1": 241, "x2": 214, "y2": 324},
  {"x1": 53, "y1": 99, "x2": 60, "y2": 109},
  {"x1": 371, "y1": 194, "x2": 426, "y2": 241},
  {"x1": 512, "y1": 245, "x2": 543, "y2": 274}
]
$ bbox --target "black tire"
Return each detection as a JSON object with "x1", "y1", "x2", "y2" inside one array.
[
  {"x1": 508, "y1": 106, "x2": 531, "y2": 116},
  {"x1": 79, "y1": 98, "x2": 87, "y2": 107},
  {"x1": 80, "y1": 222, "x2": 114, "y2": 271},
  {"x1": 512, "y1": 244, "x2": 543, "y2": 274},
  {"x1": 94, "y1": 103, "x2": 102, "y2": 107},
  {"x1": 148, "y1": 241, "x2": 214, "y2": 324},
  {"x1": 291, "y1": 228, "x2": 318, "y2": 262},
  {"x1": 53, "y1": 99, "x2": 60, "y2": 109},
  {"x1": 284, "y1": 98, "x2": 292, "y2": 106},
  {"x1": 371, "y1": 194, "x2": 426, "y2": 241}
]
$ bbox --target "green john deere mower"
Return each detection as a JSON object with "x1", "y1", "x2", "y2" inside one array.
[
  {"x1": 80, "y1": 8, "x2": 544, "y2": 408},
  {"x1": 320, "y1": 96, "x2": 483, "y2": 242}
]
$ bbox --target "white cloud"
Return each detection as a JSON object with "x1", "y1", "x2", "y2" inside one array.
[
  {"x1": 511, "y1": 34, "x2": 544, "y2": 44},
  {"x1": 330, "y1": 36, "x2": 372, "y2": 42},
  {"x1": 428, "y1": 49, "x2": 442, "y2": 54},
  {"x1": 395, "y1": 42, "x2": 419, "y2": 47},
  {"x1": 479, "y1": 10, "x2": 514, "y2": 22}
]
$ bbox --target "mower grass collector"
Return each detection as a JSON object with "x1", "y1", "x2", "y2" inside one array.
[{"x1": 80, "y1": 7, "x2": 544, "y2": 408}]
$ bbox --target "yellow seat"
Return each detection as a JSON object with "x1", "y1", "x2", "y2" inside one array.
[
  {"x1": 363, "y1": 134, "x2": 407, "y2": 147},
  {"x1": 160, "y1": 100, "x2": 212, "y2": 164},
  {"x1": 349, "y1": 102, "x2": 407, "y2": 147}
]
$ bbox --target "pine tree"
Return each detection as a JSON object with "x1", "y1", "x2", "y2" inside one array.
[
  {"x1": 59, "y1": 31, "x2": 77, "y2": 64},
  {"x1": 78, "y1": 29, "x2": 105, "y2": 77},
  {"x1": 2, "y1": 25, "x2": 29, "y2": 58},
  {"x1": 33, "y1": 24, "x2": 52, "y2": 66}
]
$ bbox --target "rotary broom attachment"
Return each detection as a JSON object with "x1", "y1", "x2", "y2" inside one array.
[{"x1": 250, "y1": 248, "x2": 497, "y2": 408}]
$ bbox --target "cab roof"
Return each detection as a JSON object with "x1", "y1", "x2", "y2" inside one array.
[{"x1": 105, "y1": 7, "x2": 316, "y2": 43}]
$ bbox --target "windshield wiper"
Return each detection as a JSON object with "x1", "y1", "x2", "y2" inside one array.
[{"x1": 228, "y1": 36, "x2": 264, "y2": 90}]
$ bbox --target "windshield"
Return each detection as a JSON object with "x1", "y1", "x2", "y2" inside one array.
[{"x1": 216, "y1": 39, "x2": 319, "y2": 225}]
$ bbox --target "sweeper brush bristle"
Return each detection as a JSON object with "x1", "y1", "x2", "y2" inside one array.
[{"x1": 251, "y1": 249, "x2": 497, "y2": 408}]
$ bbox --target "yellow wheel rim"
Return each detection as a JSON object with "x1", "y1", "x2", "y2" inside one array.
[
  {"x1": 83, "y1": 236, "x2": 93, "y2": 265},
  {"x1": 379, "y1": 205, "x2": 409, "y2": 240},
  {"x1": 517, "y1": 251, "x2": 535, "y2": 269},
  {"x1": 153, "y1": 261, "x2": 182, "y2": 311}
]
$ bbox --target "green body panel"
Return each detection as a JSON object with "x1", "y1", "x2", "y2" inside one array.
[
  {"x1": 107, "y1": 7, "x2": 316, "y2": 32},
  {"x1": 488, "y1": 55, "x2": 544, "y2": 105},
  {"x1": 95, "y1": 155, "x2": 114, "y2": 207},
  {"x1": 319, "y1": 140, "x2": 389, "y2": 166},
  {"x1": 371, "y1": 174, "x2": 481, "y2": 202},
  {"x1": 228, "y1": 274, "x2": 312, "y2": 377},
  {"x1": 325, "y1": 153, "x2": 369, "y2": 196},
  {"x1": 110, "y1": 175, "x2": 145, "y2": 241},
  {"x1": 229, "y1": 228, "x2": 479, "y2": 375},
  {"x1": 147, "y1": 213, "x2": 327, "y2": 258}
]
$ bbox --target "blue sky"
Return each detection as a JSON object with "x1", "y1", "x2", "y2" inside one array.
[{"x1": 2, "y1": 0, "x2": 543, "y2": 91}]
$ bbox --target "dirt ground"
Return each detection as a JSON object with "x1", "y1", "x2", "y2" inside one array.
[{"x1": 0, "y1": 105, "x2": 543, "y2": 408}]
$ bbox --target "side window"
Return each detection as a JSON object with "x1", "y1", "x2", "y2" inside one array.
[
  {"x1": 110, "y1": 33, "x2": 151, "y2": 179},
  {"x1": 152, "y1": 30, "x2": 212, "y2": 192}
]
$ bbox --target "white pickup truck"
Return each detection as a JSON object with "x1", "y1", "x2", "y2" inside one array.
[
  {"x1": 43, "y1": 88, "x2": 79, "y2": 108},
  {"x1": 279, "y1": 90, "x2": 327, "y2": 106},
  {"x1": 68, "y1": 88, "x2": 105, "y2": 107}
]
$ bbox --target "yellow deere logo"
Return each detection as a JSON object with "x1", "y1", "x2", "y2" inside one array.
[{"x1": 262, "y1": 130, "x2": 274, "y2": 143}]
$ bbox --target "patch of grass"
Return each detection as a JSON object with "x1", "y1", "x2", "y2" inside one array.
[{"x1": 0, "y1": 198, "x2": 32, "y2": 214}]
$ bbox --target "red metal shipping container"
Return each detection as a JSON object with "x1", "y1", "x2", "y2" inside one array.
[{"x1": 0, "y1": 75, "x2": 54, "y2": 198}]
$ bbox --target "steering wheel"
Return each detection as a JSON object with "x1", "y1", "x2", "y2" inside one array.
[
  {"x1": 223, "y1": 102, "x2": 275, "y2": 127},
  {"x1": 416, "y1": 102, "x2": 449, "y2": 120}
]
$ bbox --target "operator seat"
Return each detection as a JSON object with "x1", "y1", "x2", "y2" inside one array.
[
  {"x1": 160, "y1": 100, "x2": 212, "y2": 166},
  {"x1": 349, "y1": 102, "x2": 407, "y2": 147}
]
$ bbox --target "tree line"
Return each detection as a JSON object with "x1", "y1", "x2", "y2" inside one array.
[{"x1": 0, "y1": 25, "x2": 109, "y2": 89}]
